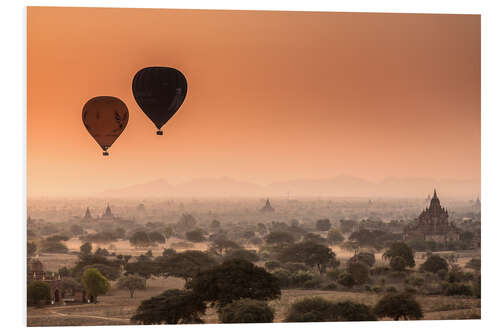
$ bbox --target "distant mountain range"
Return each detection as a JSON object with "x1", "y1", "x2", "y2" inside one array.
[{"x1": 97, "y1": 176, "x2": 480, "y2": 199}]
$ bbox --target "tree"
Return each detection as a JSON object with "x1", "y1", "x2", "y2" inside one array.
[
  {"x1": 224, "y1": 249, "x2": 259, "y2": 263},
  {"x1": 348, "y1": 252, "x2": 375, "y2": 267},
  {"x1": 327, "y1": 228, "x2": 345, "y2": 244},
  {"x1": 83, "y1": 263, "x2": 120, "y2": 281},
  {"x1": 374, "y1": 293, "x2": 423, "y2": 320},
  {"x1": 303, "y1": 233, "x2": 329, "y2": 245},
  {"x1": 337, "y1": 272, "x2": 355, "y2": 288},
  {"x1": 339, "y1": 219, "x2": 356, "y2": 233},
  {"x1": 82, "y1": 268, "x2": 110, "y2": 303},
  {"x1": 285, "y1": 297, "x2": 376, "y2": 322},
  {"x1": 41, "y1": 240, "x2": 68, "y2": 254},
  {"x1": 125, "y1": 255, "x2": 157, "y2": 281},
  {"x1": 316, "y1": 219, "x2": 332, "y2": 231},
  {"x1": 155, "y1": 250, "x2": 217, "y2": 283},
  {"x1": 70, "y1": 224, "x2": 85, "y2": 236},
  {"x1": 279, "y1": 241, "x2": 337, "y2": 273},
  {"x1": 117, "y1": 274, "x2": 146, "y2": 298},
  {"x1": 185, "y1": 229, "x2": 206, "y2": 243},
  {"x1": 177, "y1": 213, "x2": 198, "y2": 231},
  {"x1": 219, "y1": 299, "x2": 274, "y2": 323},
  {"x1": 420, "y1": 255, "x2": 449, "y2": 273},
  {"x1": 148, "y1": 231, "x2": 166, "y2": 244},
  {"x1": 209, "y1": 237, "x2": 241, "y2": 256},
  {"x1": 390, "y1": 256, "x2": 407, "y2": 271},
  {"x1": 383, "y1": 242, "x2": 415, "y2": 268},
  {"x1": 129, "y1": 231, "x2": 152, "y2": 248},
  {"x1": 265, "y1": 231, "x2": 295, "y2": 245},
  {"x1": 131, "y1": 289, "x2": 206, "y2": 324},
  {"x1": 347, "y1": 261, "x2": 369, "y2": 284},
  {"x1": 190, "y1": 259, "x2": 281, "y2": 309},
  {"x1": 27, "y1": 241, "x2": 37, "y2": 257},
  {"x1": 27, "y1": 281, "x2": 51, "y2": 307},
  {"x1": 80, "y1": 242, "x2": 92, "y2": 257},
  {"x1": 163, "y1": 226, "x2": 174, "y2": 241}
]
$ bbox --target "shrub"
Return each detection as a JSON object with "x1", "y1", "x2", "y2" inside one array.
[
  {"x1": 219, "y1": 299, "x2": 274, "y2": 323},
  {"x1": 337, "y1": 272, "x2": 355, "y2": 288},
  {"x1": 406, "y1": 274, "x2": 425, "y2": 287},
  {"x1": 326, "y1": 268, "x2": 342, "y2": 281},
  {"x1": 303, "y1": 279, "x2": 322, "y2": 289},
  {"x1": 421, "y1": 255, "x2": 449, "y2": 273},
  {"x1": 364, "y1": 285, "x2": 372, "y2": 292},
  {"x1": 442, "y1": 282, "x2": 473, "y2": 296},
  {"x1": 374, "y1": 293, "x2": 423, "y2": 320},
  {"x1": 285, "y1": 297, "x2": 376, "y2": 322},
  {"x1": 322, "y1": 282, "x2": 338, "y2": 290}
]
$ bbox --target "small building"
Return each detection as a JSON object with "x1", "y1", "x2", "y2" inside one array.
[
  {"x1": 27, "y1": 258, "x2": 88, "y2": 304},
  {"x1": 403, "y1": 189, "x2": 460, "y2": 243}
]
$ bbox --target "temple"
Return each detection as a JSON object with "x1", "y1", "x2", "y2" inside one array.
[
  {"x1": 260, "y1": 198, "x2": 275, "y2": 213},
  {"x1": 403, "y1": 189, "x2": 460, "y2": 242}
]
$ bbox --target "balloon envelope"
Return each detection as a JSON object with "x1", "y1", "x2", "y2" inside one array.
[
  {"x1": 132, "y1": 67, "x2": 187, "y2": 134},
  {"x1": 82, "y1": 96, "x2": 129, "y2": 154}
]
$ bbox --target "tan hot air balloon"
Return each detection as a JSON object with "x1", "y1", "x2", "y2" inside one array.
[{"x1": 82, "y1": 96, "x2": 129, "y2": 156}]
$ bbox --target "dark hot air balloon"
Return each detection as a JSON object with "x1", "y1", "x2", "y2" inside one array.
[
  {"x1": 82, "y1": 96, "x2": 129, "y2": 156},
  {"x1": 132, "y1": 67, "x2": 187, "y2": 135}
]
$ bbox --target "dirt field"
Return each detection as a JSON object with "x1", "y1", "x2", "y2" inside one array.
[{"x1": 27, "y1": 276, "x2": 480, "y2": 326}]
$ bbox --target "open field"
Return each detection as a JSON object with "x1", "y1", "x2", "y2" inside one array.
[{"x1": 27, "y1": 275, "x2": 480, "y2": 326}]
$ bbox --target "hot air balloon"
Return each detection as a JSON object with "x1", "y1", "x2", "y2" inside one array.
[
  {"x1": 132, "y1": 67, "x2": 187, "y2": 135},
  {"x1": 82, "y1": 96, "x2": 129, "y2": 156}
]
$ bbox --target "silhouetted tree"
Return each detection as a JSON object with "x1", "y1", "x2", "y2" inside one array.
[
  {"x1": 420, "y1": 255, "x2": 449, "y2": 273},
  {"x1": 131, "y1": 289, "x2": 206, "y2": 324},
  {"x1": 190, "y1": 259, "x2": 281, "y2": 310},
  {"x1": 316, "y1": 219, "x2": 332, "y2": 231},
  {"x1": 374, "y1": 293, "x2": 423, "y2": 320}
]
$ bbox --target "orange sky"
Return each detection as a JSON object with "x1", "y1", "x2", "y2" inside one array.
[{"x1": 27, "y1": 7, "x2": 480, "y2": 197}]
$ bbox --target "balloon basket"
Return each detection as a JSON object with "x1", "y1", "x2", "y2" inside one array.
[
  {"x1": 156, "y1": 130, "x2": 163, "y2": 135},
  {"x1": 103, "y1": 151, "x2": 109, "y2": 156}
]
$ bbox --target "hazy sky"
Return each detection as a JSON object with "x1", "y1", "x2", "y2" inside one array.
[{"x1": 27, "y1": 7, "x2": 480, "y2": 197}]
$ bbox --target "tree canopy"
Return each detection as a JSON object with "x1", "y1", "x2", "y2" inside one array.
[
  {"x1": 278, "y1": 241, "x2": 337, "y2": 273},
  {"x1": 117, "y1": 274, "x2": 146, "y2": 298},
  {"x1": 374, "y1": 293, "x2": 423, "y2": 320},
  {"x1": 82, "y1": 268, "x2": 110, "y2": 302},
  {"x1": 285, "y1": 297, "x2": 376, "y2": 322},
  {"x1": 190, "y1": 259, "x2": 281, "y2": 309},
  {"x1": 383, "y1": 242, "x2": 415, "y2": 268},
  {"x1": 131, "y1": 289, "x2": 206, "y2": 324},
  {"x1": 420, "y1": 255, "x2": 449, "y2": 273}
]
